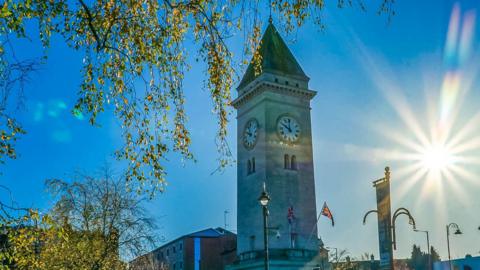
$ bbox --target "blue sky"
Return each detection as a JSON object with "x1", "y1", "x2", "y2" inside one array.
[{"x1": 2, "y1": 0, "x2": 480, "y2": 261}]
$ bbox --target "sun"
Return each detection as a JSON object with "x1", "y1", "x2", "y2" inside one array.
[
  {"x1": 347, "y1": 3, "x2": 479, "y2": 210},
  {"x1": 419, "y1": 143, "x2": 455, "y2": 173}
]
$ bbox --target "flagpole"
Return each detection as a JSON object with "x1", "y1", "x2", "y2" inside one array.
[
  {"x1": 307, "y1": 203, "x2": 334, "y2": 246},
  {"x1": 289, "y1": 222, "x2": 292, "y2": 248},
  {"x1": 306, "y1": 211, "x2": 323, "y2": 246}
]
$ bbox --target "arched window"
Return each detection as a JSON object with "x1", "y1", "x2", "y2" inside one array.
[
  {"x1": 247, "y1": 160, "x2": 252, "y2": 175},
  {"x1": 284, "y1": 154, "x2": 290, "y2": 169},
  {"x1": 291, "y1": 155, "x2": 297, "y2": 170},
  {"x1": 252, "y1": 157, "x2": 256, "y2": 173}
]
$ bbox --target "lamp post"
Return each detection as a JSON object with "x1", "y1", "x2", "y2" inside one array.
[
  {"x1": 259, "y1": 182, "x2": 271, "y2": 270},
  {"x1": 414, "y1": 229, "x2": 430, "y2": 270},
  {"x1": 391, "y1": 207, "x2": 416, "y2": 250},
  {"x1": 363, "y1": 167, "x2": 418, "y2": 250},
  {"x1": 363, "y1": 167, "x2": 417, "y2": 270},
  {"x1": 446, "y1": 223, "x2": 462, "y2": 270}
]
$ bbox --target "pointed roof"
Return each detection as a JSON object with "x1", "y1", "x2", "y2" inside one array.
[
  {"x1": 238, "y1": 22, "x2": 308, "y2": 90},
  {"x1": 186, "y1": 227, "x2": 234, "y2": 238}
]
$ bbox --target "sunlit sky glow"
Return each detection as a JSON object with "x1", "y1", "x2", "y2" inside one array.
[
  {"x1": 2, "y1": 0, "x2": 480, "y2": 261},
  {"x1": 364, "y1": 3, "x2": 480, "y2": 209}
]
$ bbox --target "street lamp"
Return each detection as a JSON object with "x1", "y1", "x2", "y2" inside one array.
[
  {"x1": 258, "y1": 182, "x2": 271, "y2": 270},
  {"x1": 414, "y1": 229, "x2": 430, "y2": 270},
  {"x1": 391, "y1": 207, "x2": 416, "y2": 250},
  {"x1": 363, "y1": 167, "x2": 417, "y2": 270},
  {"x1": 446, "y1": 222, "x2": 462, "y2": 270},
  {"x1": 363, "y1": 207, "x2": 416, "y2": 250}
]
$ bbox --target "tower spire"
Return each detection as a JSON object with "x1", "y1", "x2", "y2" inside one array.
[
  {"x1": 268, "y1": 0, "x2": 272, "y2": 24},
  {"x1": 237, "y1": 22, "x2": 309, "y2": 90}
]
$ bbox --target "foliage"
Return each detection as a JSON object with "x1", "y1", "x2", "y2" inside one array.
[
  {"x1": 0, "y1": 0, "x2": 395, "y2": 195},
  {"x1": 2, "y1": 212, "x2": 59, "y2": 270},
  {"x1": 45, "y1": 168, "x2": 158, "y2": 265},
  {"x1": 330, "y1": 248, "x2": 349, "y2": 263},
  {"x1": 0, "y1": 185, "x2": 47, "y2": 269},
  {"x1": 408, "y1": 245, "x2": 426, "y2": 270},
  {"x1": 1, "y1": 168, "x2": 157, "y2": 269},
  {"x1": 359, "y1": 252, "x2": 374, "y2": 261},
  {"x1": 408, "y1": 244, "x2": 441, "y2": 270},
  {"x1": 38, "y1": 223, "x2": 127, "y2": 270},
  {"x1": 430, "y1": 246, "x2": 441, "y2": 262},
  {"x1": 330, "y1": 248, "x2": 351, "y2": 270},
  {"x1": 2, "y1": 213, "x2": 127, "y2": 270},
  {"x1": 0, "y1": 51, "x2": 34, "y2": 166}
]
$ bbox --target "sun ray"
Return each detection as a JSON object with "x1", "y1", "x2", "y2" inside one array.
[
  {"x1": 446, "y1": 110, "x2": 480, "y2": 148},
  {"x1": 449, "y1": 163, "x2": 479, "y2": 185},
  {"x1": 450, "y1": 136, "x2": 480, "y2": 155},
  {"x1": 453, "y1": 155, "x2": 480, "y2": 165},
  {"x1": 349, "y1": 3, "x2": 478, "y2": 217},
  {"x1": 380, "y1": 88, "x2": 431, "y2": 148},
  {"x1": 415, "y1": 170, "x2": 442, "y2": 210},
  {"x1": 432, "y1": 173, "x2": 447, "y2": 220},
  {"x1": 442, "y1": 167, "x2": 472, "y2": 206},
  {"x1": 394, "y1": 162, "x2": 424, "y2": 180},
  {"x1": 353, "y1": 36, "x2": 431, "y2": 148},
  {"x1": 376, "y1": 125, "x2": 425, "y2": 154},
  {"x1": 395, "y1": 166, "x2": 428, "y2": 202}
]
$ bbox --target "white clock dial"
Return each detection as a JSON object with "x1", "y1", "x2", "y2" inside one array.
[
  {"x1": 243, "y1": 119, "x2": 259, "y2": 149},
  {"x1": 277, "y1": 116, "x2": 300, "y2": 143}
]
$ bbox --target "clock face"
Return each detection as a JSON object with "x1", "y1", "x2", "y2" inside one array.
[
  {"x1": 243, "y1": 119, "x2": 259, "y2": 149},
  {"x1": 277, "y1": 116, "x2": 301, "y2": 143}
]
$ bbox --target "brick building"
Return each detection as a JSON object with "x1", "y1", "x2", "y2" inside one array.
[{"x1": 129, "y1": 227, "x2": 236, "y2": 270}]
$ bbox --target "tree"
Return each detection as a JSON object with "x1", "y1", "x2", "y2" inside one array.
[
  {"x1": 330, "y1": 248, "x2": 350, "y2": 270},
  {"x1": 43, "y1": 167, "x2": 158, "y2": 269},
  {"x1": 408, "y1": 244, "x2": 426, "y2": 270},
  {"x1": 0, "y1": 184, "x2": 48, "y2": 269},
  {"x1": 0, "y1": 0, "x2": 395, "y2": 195},
  {"x1": 430, "y1": 246, "x2": 441, "y2": 263},
  {"x1": 0, "y1": 61, "x2": 29, "y2": 166},
  {"x1": 408, "y1": 244, "x2": 442, "y2": 270},
  {"x1": 360, "y1": 252, "x2": 374, "y2": 261},
  {"x1": 2, "y1": 168, "x2": 158, "y2": 269}
]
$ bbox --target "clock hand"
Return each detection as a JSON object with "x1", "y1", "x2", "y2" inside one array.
[{"x1": 281, "y1": 123, "x2": 291, "y2": 132}]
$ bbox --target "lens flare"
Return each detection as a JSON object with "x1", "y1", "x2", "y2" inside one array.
[
  {"x1": 348, "y1": 3, "x2": 479, "y2": 208},
  {"x1": 444, "y1": 3, "x2": 461, "y2": 67}
]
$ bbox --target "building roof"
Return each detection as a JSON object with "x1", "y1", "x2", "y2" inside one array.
[
  {"x1": 186, "y1": 227, "x2": 232, "y2": 238},
  {"x1": 238, "y1": 22, "x2": 308, "y2": 90},
  {"x1": 145, "y1": 227, "x2": 235, "y2": 256}
]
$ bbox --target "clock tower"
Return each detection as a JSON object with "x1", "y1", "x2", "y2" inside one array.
[{"x1": 230, "y1": 21, "x2": 321, "y2": 269}]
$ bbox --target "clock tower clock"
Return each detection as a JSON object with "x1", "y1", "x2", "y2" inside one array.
[{"x1": 230, "y1": 21, "x2": 321, "y2": 269}]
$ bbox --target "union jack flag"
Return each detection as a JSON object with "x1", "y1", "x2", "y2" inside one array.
[
  {"x1": 287, "y1": 206, "x2": 295, "y2": 224},
  {"x1": 321, "y1": 202, "x2": 334, "y2": 227}
]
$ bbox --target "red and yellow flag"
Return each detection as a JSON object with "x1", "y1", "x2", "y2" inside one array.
[{"x1": 321, "y1": 202, "x2": 334, "y2": 226}]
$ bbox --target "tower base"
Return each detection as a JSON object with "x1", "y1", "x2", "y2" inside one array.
[{"x1": 226, "y1": 249, "x2": 331, "y2": 270}]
